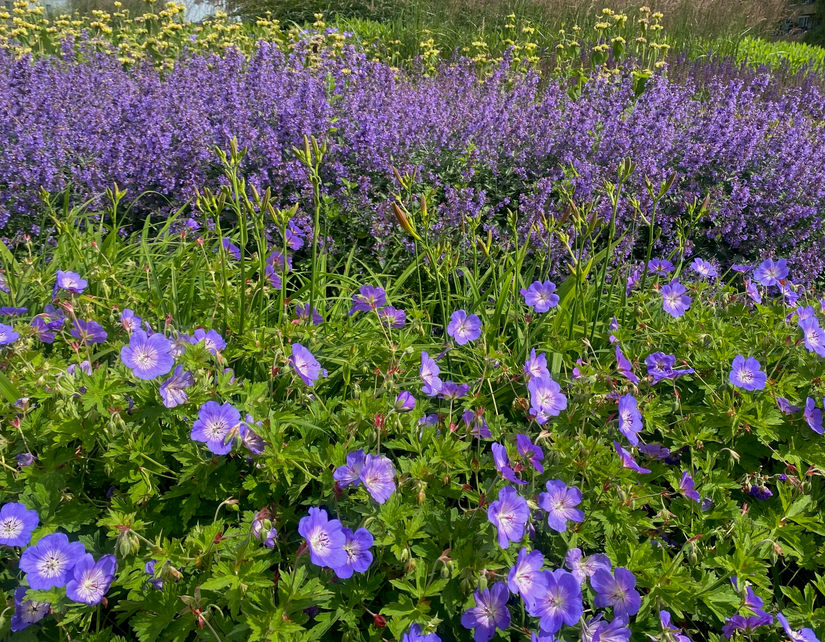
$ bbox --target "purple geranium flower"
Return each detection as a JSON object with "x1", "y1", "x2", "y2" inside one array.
[
  {"x1": 349, "y1": 285, "x2": 386, "y2": 315},
  {"x1": 190, "y1": 328, "x2": 226, "y2": 355},
  {"x1": 440, "y1": 381, "x2": 470, "y2": 400},
  {"x1": 334, "y1": 449, "x2": 366, "y2": 488},
  {"x1": 732, "y1": 265, "x2": 752, "y2": 273},
  {"x1": 492, "y1": 443, "x2": 527, "y2": 485},
  {"x1": 729, "y1": 356, "x2": 767, "y2": 391},
  {"x1": 159, "y1": 366, "x2": 194, "y2": 408},
  {"x1": 614, "y1": 442, "x2": 651, "y2": 474},
  {"x1": 488, "y1": 486, "x2": 530, "y2": 549},
  {"x1": 753, "y1": 258, "x2": 788, "y2": 287},
  {"x1": 238, "y1": 415, "x2": 268, "y2": 455},
  {"x1": 120, "y1": 309, "x2": 142, "y2": 332},
  {"x1": 723, "y1": 614, "x2": 773, "y2": 639},
  {"x1": 660, "y1": 610, "x2": 692, "y2": 642},
  {"x1": 521, "y1": 280, "x2": 560, "y2": 313},
  {"x1": 1, "y1": 306, "x2": 27, "y2": 316},
  {"x1": 31, "y1": 317, "x2": 55, "y2": 343},
  {"x1": 290, "y1": 343, "x2": 325, "y2": 386},
  {"x1": 538, "y1": 480, "x2": 584, "y2": 532},
  {"x1": 65, "y1": 553, "x2": 117, "y2": 605},
  {"x1": 0, "y1": 502, "x2": 39, "y2": 547},
  {"x1": 190, "y1": 401, "x2": 240, "y2": 455},
  {"x1": 679, "y1": 472, "x2": 701, "y2": 502},
  {"x1": 296, "y1": 303, "x2": 323, "y2": 325},
  {"x1": 691, "y1": 258, "x2": 717, "y2": 279},
  {"x1": 614, "y1": 345, "x2": 639, "y2": 384},
  {"x1": 777, "y1": 397, "x2": 801, "y2": 415},
  {"x1": 67, "y1": 361, "x2": 92, "y2": 377},
  {"x1": 590, "y1": 567, "x2": 641, "y2": 618},
  {"x1": 799, "y1": 318, "x2": 825, "y2": 357},
  {"x1": 379, "y1": 306, "x2": 406, "y2": 329},
  {"x1": 639, "y1": 444, "x2": 671, "y2": 460},
  {"x1": 745, "y1": 279, "x2": 762, "y2": 304},
  {"x1": 447, "y1": 309, "x2": 482, "y2": 345},
  {"x1": 16, "y1": 453, "x2": 36, "y2": 467},
  {"x1": 777, "y1": 613, "x2": 820, "y2": 642},
  {"x1": 71, "y1": 319, "x2": 107, "y2": 344},
  {"x1": 252, "y1": 519, "x2": 278, "y2": 548},
  {"x1": 332, "y1": 527, "x2": 374, "y2": 579},
  {"x1": 527, "y1": 569, "x2": 583, "y2": 633},
  {"x1": 516, "y1": 434, "x2": 544, "y2": 473},
  {"x1": 524, "y1": 349, "x2": 550, "y2": 381},
  {"x1": 19, "y1": 533, "x2": 85, "y2": 589},
  {"x1": 508, "y1": 547, "x2": 548, "y2": 604},
  {"x1": 298, "y1": 507, "x2": 347, "y2": 569},
  {"x1": 648, "y1": 259, "x2": 674, "y2": 276},
  {"x1": 782, "y1": 283, "x2": 800, "y2": 306},
  {"x1": 617, "y1": 394, "x2": 642, "y2": 446},
  {"x1": 10, "y1": 587, "x2": 50, "y2": 632},
  {"x1": 645, "y1": 352, "x2": 694, "y2": 384},
  {"x1": 750, "y1": 484, "x2": 773, "y2": 500},
  {"x1": 55, "y1": 270, "x2": 87, "y2": 294},
  {"x1": 420, "y1": 351, "x2": 443, "y2": 397},
  {"x1": 394, "y1": 391, "x2": 416, "y2": 412},
  {"x1": 528, "y1": 376, "x2": 567, "y2": 424},
  {"x1": 564, "y1": 548, "x2": 612, "y2": 585},
  {"x1": 220, "y1": 238, "x2": 241, "y2": 260},
  {"x1": 589, "y1": 616, "x2": 633, "y2": 642},
  {"x1": 463, "y1": 409, "x2": 492, "y2": 439},
  {"x1": 661, "y1": 281, "x2": 692, "y2": 318},
  {"x1": 0, "y1": 323, "x2": 19, "y2": 346},
  {"x1": 359, "y1": 454, "x2": 396, "y2": 504},
  {"x1": 120, "y1": 330, "x2": 175, "y2": 380},
  {"x1": 461, "y1": 582, "x2": 511, "y2": 642},
  {"x1": 804, "y1": 398, "x2": 824, "y2": 434},
  {"x1": 402, "y1": 624, "x2": 442, "y2": 642}
]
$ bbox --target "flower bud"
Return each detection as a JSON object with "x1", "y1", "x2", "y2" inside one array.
[{"x1": 373, "y1": 614, "x2": 387, "y2": 628}]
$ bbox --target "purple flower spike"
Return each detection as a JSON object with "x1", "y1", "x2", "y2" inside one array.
[
  {"x1": 590, "y1": 567, "x2": 642, "y2": 618},
  {"x1": 488, "y1": 486, "x2": 530, "y2": 549},
  {"x1": 753, "y1": 258, "x2": 788, "y2": 287},
  {"x1": 190, "y1": 401, "x2": 240, "y2": 455},
  {"x1": 71, "y1": 319, "x2": 107, "y2": 344},
  {"x1": 10, "y1": 587, "x2": 50, "y2": 632},
  {"x1": 661, "y1": 281, "x2": 692, "y2": 318},
  {"x1": 120, "y1": 330, "x2": 175, "y2": 380},
  {"x1": 516, "y1": 434, "x2": 544, "y2": 473},
  {"x1": 691, "y1": 258, "x2": 717, "y2": 279},
  {"x1": 55, "y1": 270, "x2": 87, "y2": 294},
  {"x1": 804, "y1": 398, "x2": 824, "y2": 435},
  {"x1": 614, "y1": 345, "x2": 640, "y2": 384},
  {"x1": 729, "y1": 356, "x2": 767, "y2": 391},
  {"x1": 334, "y1": 449, "x2": 366, "y2": 488},
  {"x1": 538, "y1": 480, "x2": 584, "y2": 532},
  {"x1": 0, "y1": 502, "x2": 40, "y2": 547},
  {"x1": 527, "y1": 569, "x2": 583, "y2": 633},
  {"x1": 799, "y1": 318, "x2": 825, "y2": 357},
  {"x1": 524, "y1": 349, "x2": 550, "y2": 381},
  {"x1": 402, "y1": 624, "x2": 442, "y2": 642},
  {"x1": 564, "y1": 548, "x2": 612, "y2": 585},
  {"x1": 379, "y1": 306, "x2": 406, "y2": 329},
  {"x1": 19, "y1": 533, "x2": 86, "y2": 590},
  {"x1": 359, "y1": 454, "x2": 396, "y2": 504},
  {"x1": 508, "y1": 547, "x2": 548, "y2": 604},
  {"x1": 159, "y1": 366, "x2": 194, "y2": 408},
  {"x1": 191, "y1": 328, "x2": 226, "y2": 355},
  {"x1": 332, "y1": 527, "x2": 374, "y2": 579},
  {"x1": 349, "y1": 285, "x2": 386, "y2": 315},
  {"x1": 420, "y1": 351, "x2": 443, "y2": 397},
  {"x1": 65, "y1": 553, "x2": 117, "y2": 605},
  {"x1": 521, "y1": 280, "x2": 560, "y2": 313},
  {"x1": 290, "y1": 343, "x2": 325, "y2": 387},
  {"x1": 447, "y1": 309, "x2": 482, "y2": 345},
  {"x1": 777, "y1": 613, "x2": 821, "y2": 642},
  {"x1": 461, "y1": 582, "x2": 511, "y2": 642},
  {"x1": 614, "y1": 442, "x2": 651, "y2": 474},
  {"x1": 394, "y1": 391, "x2": 416, "y2": 412},
  {"x1": 617, "y1": 394, "x2": 643, "y2": 446},
  {"x1": 0, "y1": 323, "x2": 19, "y2": 346},
  {"x1": 679, "y1": 472, "x2": 701, "y2": 502},
  {"x1": 298, "y1": 507, "x2": 347, "y2": 569}
]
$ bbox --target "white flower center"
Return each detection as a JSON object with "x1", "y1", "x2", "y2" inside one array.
[
  {"x1": 38, "y1": 551, "x2": 67, "y2": 577},
  {"x1": 1, "y1": 516, "x2": 23, "y2": 537}
]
